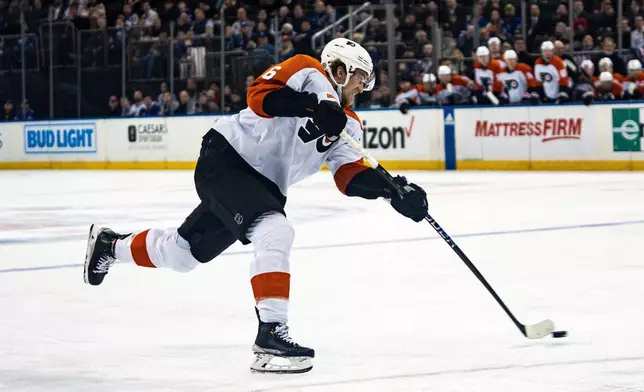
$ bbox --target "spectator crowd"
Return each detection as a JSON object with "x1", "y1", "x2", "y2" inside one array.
[
  {"x1": 1, "y1": 0, "x2": 644, "y2": 121},
  {"x1": 392, "y1": 0, "x2": 644, "y2": 109}
]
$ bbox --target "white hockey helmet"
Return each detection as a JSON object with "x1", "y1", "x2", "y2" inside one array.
[
  {"x1": 422, "y1": 73, "x2": 436, "y2": 84},
  {"x1": 504, "y1": 50, "x2": 518, "y2": 60},
  {"x1": 321, "y1": 38, "x2": 375, "y2": 94},
  {"x1": 438, "y1": 65, "x2": 452, "y2": 76},
  {"x1": 488, "y1": 37, "x2": 501, "y2": 47},
  {"x1": 628, "y1": 59, "x2": 642, "y2": 71},
  {"x1": 599, "y1": 57, "x2": 613, "y2": 68},
  {"x1": 476, "y1": 46, "x2": 490, "y2": 57},
  {"x1": 599, "y1": 71, "x2": 613, "y2": 82},
  {"x1": 541, "y1": 41, "x2": 555, "y2": 52},
  {"x1": 581, "y1": 59, "x2": 594, "y2": 69}
]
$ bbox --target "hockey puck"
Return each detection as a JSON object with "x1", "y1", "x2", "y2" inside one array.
[{"x1": 552, "y1": 330, "x2": 568, "y2": 338}]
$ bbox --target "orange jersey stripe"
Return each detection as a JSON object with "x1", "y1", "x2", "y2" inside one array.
[
  {"x1": 131, "y1": 229, "x2": 155, "y2": 268},
  {"x1": 251, "y1": 272, "x2": 290, "y2": 302},
  {"x1": 344, "y1": 107, "x2": 362, "y2": 129},
  {"x1": 334, "y1": 158, "x2": 370, "y2": 195},
  {"x1": 247, "y1": 55, "x2": 327, "y2": 118}
]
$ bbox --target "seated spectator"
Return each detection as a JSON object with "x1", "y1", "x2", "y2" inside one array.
[
  {"x1": 120, "y1": 97, "x2": 132, "y2": 116},
  {"x1": 514, "y1": 37, "x2": 533, "y2": 65},
  {"x1": 140, "y1": 96, "x2": 161, "y2": 116},
  {"x1": 174, "y1": 90, "x2": 192, "y2": 114},
  {"x1": 195, "y1": 92, "x2": 218, "y2": 114},
  {"x1": 594, "y1": 37, "x2": 627, "y2": 76},
  {"x1": 141, "y1": 1, "x2": 159, "y2": 27},
  {"x1": 159, "y1": 91, "x2": 179, "y2": 114},
  {"x1": 415, "y1": 44, "x2": 434, "y2": 75},
  {"x1": 226, "y1": 90, "x2": 246, "y2": 114},
  {"x1": 177, "y1": 12, "x2": 192, "y2": 34},
  {"x1": 15, "y1": 99, "x2": 35, "y2": 121},
  {"x1": 311, "y1": 0, "x2": 330, "y2": 30},
  {"x1": 292, "y1": 5, "x2": 306, "y2": 33},
  {"x1": 280, "y1": 38, "x2": 295, "y2": 61},
  {"x1": 632, "y1": 16, "x2": 644, "y2": 50},
  {"x1": 2, "y1": 100, "x2": 14, "y2": 121},
  {"x1": 192, "y1": 8, "x2": 213, "y2": 37},
  {"x1": 107, "y1": 96, "x2": 121, "y2": 117},
  {"x1": 486, "y1": 10, "x2": 506, "y2": 42},
  {"x1": 503, "y1": 4, "x2": 521, "y2": 40},
  {"x1": 129, "y1": 91, "x2": 145, "y2": 116},
  {"x1": 122, "y1": 3, "x2": 139, "y2": 30}
]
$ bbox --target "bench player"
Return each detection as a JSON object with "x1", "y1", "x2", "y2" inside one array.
[{"x1": 83, "y1": 39, "x2": 429, "y2": 374}]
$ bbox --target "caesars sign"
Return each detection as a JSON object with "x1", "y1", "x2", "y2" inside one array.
[{"x1": 128, "y1": 121, "x2": 168, "y2": 150}]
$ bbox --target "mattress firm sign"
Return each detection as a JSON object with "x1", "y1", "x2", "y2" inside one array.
[{"x1": 455, "y1": 106, "x2": 595, "y2": 161}]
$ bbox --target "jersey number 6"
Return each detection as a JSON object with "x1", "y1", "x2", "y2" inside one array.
[{"x1": 262, "y1": 66, "x2": 283, "y2": 80}]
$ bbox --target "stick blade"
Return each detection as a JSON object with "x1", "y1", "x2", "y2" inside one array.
[{"x1": 524, "y1": 319, "x2": 555, "y2": 339}]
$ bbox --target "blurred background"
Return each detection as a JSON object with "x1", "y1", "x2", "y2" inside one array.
[{"x1": 0, "y1": 0, "x2": 641, "y2": 120}]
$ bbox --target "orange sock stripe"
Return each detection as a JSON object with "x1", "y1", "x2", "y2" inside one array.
[
  {"x1": 251, "y1": 272, "x2": 290, "y2": 302},
  {"x1": 131, "y1": 229, "x2": 155, "y2": 268}
]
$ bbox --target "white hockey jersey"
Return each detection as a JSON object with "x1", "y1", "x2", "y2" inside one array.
[
  {"x1": 534, "y1": 56, "x2": 570, "y2": 99},
  {"x1": 213, "y1": 55, "x2": 367, "y2": 197},
  {"x1": 497, "y1": 63, "x2": 536, "y2": 103}
]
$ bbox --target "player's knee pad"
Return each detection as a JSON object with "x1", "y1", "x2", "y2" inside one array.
[
  {"x1": 154, "y1": 229, "x2": 200, "y2": 273},
  {"x1": 248, "y1": 212, "x2": 294, "y2": 275}
]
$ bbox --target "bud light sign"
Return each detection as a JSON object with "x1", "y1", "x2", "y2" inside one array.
[{"x1": 24, "y1": 122, "x2": 97, "y2": 154}]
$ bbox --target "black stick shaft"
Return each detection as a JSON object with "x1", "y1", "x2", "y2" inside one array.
[{"x1": 373, "y1": 165, "x2": 527, "y2": 336}]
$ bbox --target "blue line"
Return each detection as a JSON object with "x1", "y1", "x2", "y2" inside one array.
[{"x1": 2, "y1": 219, "x2": 643, "y2": 275}]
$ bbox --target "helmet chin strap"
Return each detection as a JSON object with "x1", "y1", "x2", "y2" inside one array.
[{"x1": 327, "y1": 70, "x2": 350, "y2": 106}]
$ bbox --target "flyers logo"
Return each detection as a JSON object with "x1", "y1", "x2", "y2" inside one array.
[{"x1": 297, "y1": 120, "x2": 334, "y2": 152}]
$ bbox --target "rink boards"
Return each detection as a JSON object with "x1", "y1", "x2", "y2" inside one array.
[{"x1": 1, "y1": 102, "x2": 644, "y2": 170}]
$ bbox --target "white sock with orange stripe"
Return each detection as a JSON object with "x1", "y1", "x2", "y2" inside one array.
[
  {"x1": 247, "y1": 212, "x2": 294, "y2": 324},
  {"x1": 114, "y1": 228, "x2": 199, "y2": 273}
]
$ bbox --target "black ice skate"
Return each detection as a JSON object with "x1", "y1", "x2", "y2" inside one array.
[
  {"x1": 250, "y1": 316, "x2": 315, "y2": 374},
  {"x1": 83, "y1": 224, "x2": 128, "y2": 286}
]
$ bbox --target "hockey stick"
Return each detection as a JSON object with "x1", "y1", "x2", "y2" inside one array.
[{"x1": 339, "y1": 130, "x2": 555, "y2": 339}]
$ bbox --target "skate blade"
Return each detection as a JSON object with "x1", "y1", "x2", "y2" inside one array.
[
  {"x1": 83, "y1": 224, "x2": 101, "y2": 285},
  {"x1": 250, "y1": 353, "x2": 313, "y2": 374}
]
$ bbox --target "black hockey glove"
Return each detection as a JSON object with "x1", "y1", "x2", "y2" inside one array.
[
  {"x1": 388, "y1": 178, "x2": 428, "y2": 223},
  {"x1": 312, "y1": 100, "x2": 347, "y2": 141},
  {"x1": 582, "y1": 92, "x2": 594, "y2": 106},
  {"x1": 399, "y1": 101, "x2": 410, "y2": 114}
]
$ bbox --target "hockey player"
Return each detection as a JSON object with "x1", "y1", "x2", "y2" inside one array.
[
  {"x1": 395, "y1": 73, "x2": 438, "y2": 112},
  {"x1": 574, "y1": 59, "x2": 596, "y2": 105},
  {"x1": 595, "y1": 71, "x2": 624, "y2": 101},
  {"x1": 534, "y1": 41, "x2": 571, "y2": 103},
  {"x1": 435, "y1": 65, "x2": 474, "y2": 105},
  {"x1": 82, "y1": 39, "x2": 429, "y2": 374},
  {"x1": 488, "y1": 37, "x2": 506, "y2": 66},
  {"x1": 417, "y1": 73, "x2": 439, "y2": 106},
  {"x1": 622, "y1": 59, "x2": 644, "y2": 99},
  {"x1": 496, "y1": 50, "x2": 539, "y2": 104},
  {"x1": 598, "y1": 57, "x2": 624, "y2": 82},
  {"x1": 473, "y1": 46, "x2": 504, "y2": 104}
]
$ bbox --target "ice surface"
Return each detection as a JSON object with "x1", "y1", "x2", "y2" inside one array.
[{"x1": 1, "y1": 170, "x2": 644, "y2": 392}]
